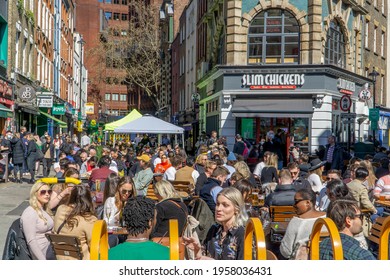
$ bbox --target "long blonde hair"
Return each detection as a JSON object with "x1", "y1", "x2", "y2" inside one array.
[
  {"x1": 154, "y1": 180, "x2": 182, "y2": 201},
  {"x1": 266, "y1": 153, "x2": 278, "y2": 169},
  {"x1": 234, "y1": 161, "x2": 251, "y2": 179},
  {"x1": 29, "y1": 182, "x2": 50, "y2": 225},
  {"x1": 360, "y1": 160, "x2": 377, "y2": 188},
  {"x1": 216, "y1": 187, "x2": 248, "y2": 227}
]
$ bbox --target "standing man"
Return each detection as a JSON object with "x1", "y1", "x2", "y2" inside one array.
[
  {"x1": 80, "y1": 132, "x2": 91, "y2": 148},
  {"x1": 233, "y1": 134, "x2": 246, "y2": 156},
  {"x1": 323, "y1": 135, "x2": 344, "y2": 172},
  {"x1": 42, "y1": 135, "x2": 55, "y2": 177},
  {"x1": 319, "y1": 199, "x2": 376, "y2": 260},
  {"x1": 207, "y1": 130, "x2": 218, "y2": 147}
]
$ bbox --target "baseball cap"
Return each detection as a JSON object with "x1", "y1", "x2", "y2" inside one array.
[{"x1": 137, "y1": 154, "x2": 151, "y2": 163}]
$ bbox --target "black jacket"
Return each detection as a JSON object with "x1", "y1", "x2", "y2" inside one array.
[
  {"x1": 265, "y1": 184, "x2": 296, "y2": 207},
  {"x1": 26, "y1": 140, "x2": 37, "y2": 161},
  {"x1": 323, "y1": 144, "x2": 344, "y2": 170},
  {"x1": 10, "y1": 138, "x2": 25, "y2": 165}
]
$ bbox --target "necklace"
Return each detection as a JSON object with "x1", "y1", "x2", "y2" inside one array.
[{"x1": 126, "y1": 237, "x2": 149, "y2": 242}]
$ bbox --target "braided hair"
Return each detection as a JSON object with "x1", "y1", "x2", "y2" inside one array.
[{"x1": 123, "y1": 197, "x2": 156, "y2": 236}]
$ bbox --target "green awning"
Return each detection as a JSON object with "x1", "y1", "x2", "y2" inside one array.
[
  {"x1": 39, "y1": 110, "x2": 67, "y2": 128},
  {"x1": 0, "y1": 104, "x2": 13, "y2": 118}
]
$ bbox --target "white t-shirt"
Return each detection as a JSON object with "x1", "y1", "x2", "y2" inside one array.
[{"x1": 163, "y1": 166, "x2": 177, "y2": 181}]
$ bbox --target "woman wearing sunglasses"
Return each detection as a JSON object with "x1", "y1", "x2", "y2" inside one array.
[
  {"x1": 279, "y1": 188, "x2": 326, "y2": 259},
  {"x1": 20, "y1": 182, "x2": 54, "y2": 260},
  {"x1": 103, "y1": 176, "x2": 135, "y2": 227}
]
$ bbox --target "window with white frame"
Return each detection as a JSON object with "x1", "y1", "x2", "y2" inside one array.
[
  {"x1": 120, "y1": 94, "x2": 127, "y2": 101},
  {"x1": 380, "y1": 75, "x2": 384, "y2": 104},
  {"x1": 248, "y1": 9, "x2": 300, "y2": 64},
  {"x1": 324, "y1": 20, "x2": 346, "y2": 68},
  {"x1": 381, "y1": 31, "x2": 385, "y2": 57},
  {"x1": 105, "y1": 93, "x2": 111, "y2": 100},
  {"x1": 365, "y1": 21, "x2": 369, "y2": 49},
  {"x1": 112, "y1": 93, "x2": 119, "y2": 101}
]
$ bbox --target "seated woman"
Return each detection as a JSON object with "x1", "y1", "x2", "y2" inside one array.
[
  {"x1": 103, "y1": 176, "x2": 135, "y2": 227},
  {"x1": 280, "y1": 189, "x2": 326, "y2": 259},
  {"x1": 108, "y1": 197, "x2": 170, "y2": 260},
  {"x1": 234, "y1": 161, "x2": 257, "y2": 187},
  {"x1": 53, "y1": 184, "x2": 97, "y2": 260},
  {"x1": 183, "y1": 187, "x2": 248, "y2": 260},
  {"x1": 21, "y1": 182, "x2": 54, "y2": 260},
  {"x1": 154, "y1": 153, "x2": 172, "y2": 174},
  {"x1": 151, "y1": 180, "x2": 188, "y2": 238},
  {"x1": 48, "y1": 167, "x2": 80, "y2": 212}
]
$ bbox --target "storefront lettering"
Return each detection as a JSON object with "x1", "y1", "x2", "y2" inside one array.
[
  {"x1": 242, "y1": 74, "x2": 305, "y2": 89},
  {"x1": 337, "y1": 78, "x2": 355, "y2": 94}
]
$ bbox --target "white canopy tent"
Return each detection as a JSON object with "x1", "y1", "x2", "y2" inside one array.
[{"x1": 114, "y1": 114, "x2": 185, "y2": 147}]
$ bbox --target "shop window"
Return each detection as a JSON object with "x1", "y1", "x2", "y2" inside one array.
[
  {"x1": 324, "y1": 20, "x2": 346, "y2": 68},
  {"x1": 248, "y1": 9, "x2": 300, "y2": 65}
]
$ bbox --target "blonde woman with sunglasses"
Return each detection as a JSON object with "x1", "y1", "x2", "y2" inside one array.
[{"x1": 20, "y1": 182, "x2": 54, "y2": 259}]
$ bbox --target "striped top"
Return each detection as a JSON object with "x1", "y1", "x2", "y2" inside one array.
[{"x1": 374, "y1": 175, "x2": 390, "y2": 195}]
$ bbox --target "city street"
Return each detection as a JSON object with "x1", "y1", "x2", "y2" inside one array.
[{"x1": 0, "y1": 180, "x2": 32, "y2": 256}]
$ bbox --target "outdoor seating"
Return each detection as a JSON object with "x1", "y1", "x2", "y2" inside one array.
[{"x1": 45, "y1": 233, "x2": 83, "y2": 260}]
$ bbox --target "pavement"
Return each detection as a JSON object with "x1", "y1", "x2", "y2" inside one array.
[{"x1": 0, "y1": 179, "x2": 33, "y2": 256}]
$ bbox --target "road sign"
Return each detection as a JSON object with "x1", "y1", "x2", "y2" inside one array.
[
  {"x1": 359, "y1": 89, "x2": 371, "y2": 101},
  {"x1": 369, "y1": 108, "x2": 380, "y2": 122},
  {"x1": 340, "y1": 95, "x2": 352, "y2": 112},
  {"x1": 340, "y1": 113, "x2": 357, "y2": 119}
]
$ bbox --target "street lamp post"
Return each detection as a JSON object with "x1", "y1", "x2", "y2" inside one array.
[
  {"x1": 368, "y1": 69, "x2": 379, "y2": 146},
  {"x1": 78, "y1": 35, "x2": 86, "y2": 141}
]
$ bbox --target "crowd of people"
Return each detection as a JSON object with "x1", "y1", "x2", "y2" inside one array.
[{"x1": 3, "y1": 128, "x2": 390, "y2": 260}]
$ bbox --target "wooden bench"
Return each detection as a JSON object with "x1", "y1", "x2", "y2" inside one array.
[
  {"x1": 146, "y1": 184, "x2": 159, "y2": 201},
  {"x1": 367, "y1": 216, "x2": 390, "y2": 259},
  {"x1": 270, "y1": 206, "x2": 296, "y2": 222},
  {"x1": 45, "y1": 233, "x2": 83, "y2": 260}
]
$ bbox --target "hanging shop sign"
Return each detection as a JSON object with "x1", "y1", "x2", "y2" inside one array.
[
  {"x1": 359, "y1": 84, "x2": 371, "y2": 101},
  {"x1": 85, "y1": 103, "x2": 94, "y2": 115},
  {"x1": 52, "y1": 104, "x2": 66, "y2": 115},
  {"x1": 37, "y1": 95, "x2": 53, "y2": 108},
  {"x1": 241, "y1": 74, "x2": 305, "y2": 90},
  {"x1": 337, "y1": 78, "x2": 355, "y2": 95},
  {"x1": 18, "y1": 85, "x2": 36, "y2": 103}
]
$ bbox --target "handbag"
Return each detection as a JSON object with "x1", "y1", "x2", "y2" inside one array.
[{"x1": 35, "y1": 144, "x2": 44, "y2": 161}]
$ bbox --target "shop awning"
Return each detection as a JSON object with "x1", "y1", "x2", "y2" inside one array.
[
  {"x1": 231, "y1": 99, "x2": 313, "y2": 118},
  {"x1": 39, "y1": 111, "x2": 68, "y2": 128},
  {"x1": 18, "y1": 104, "x2": 40, "y2": 115},
  {"x1": 0, "y1": 104, "x2": 13, "y2": 118}
]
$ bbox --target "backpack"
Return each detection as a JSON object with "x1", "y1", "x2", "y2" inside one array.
[{"x1": 2, "y1": 218, "x2": 32, "y2": 260}]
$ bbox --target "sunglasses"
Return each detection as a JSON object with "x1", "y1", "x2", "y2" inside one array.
[
  {"x1": 39, "y1": 189, "x2": 53, "y2": 196},
  {"x1": 354, "y1": 213, "x2": 365, "y2": 221},
  {"x1": 121, "y1": 189, "x2": 133, "y2": 195},
  {"x1": 294, "y1": 198, "x2": 306, "y2": 205}
]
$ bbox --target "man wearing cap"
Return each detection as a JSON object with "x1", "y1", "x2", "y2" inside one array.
[
  {"x1": 224, "y1": 152, "x2": 236, "y2": 180},
  {"x1": 133, "y1": 154, "x2": 154, "y2": 196}
]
